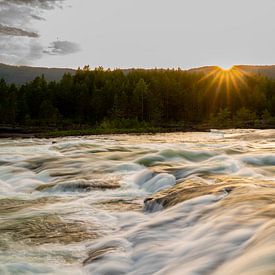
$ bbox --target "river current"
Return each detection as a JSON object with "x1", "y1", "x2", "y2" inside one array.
[{"x1": 0, "y1": 129, "x2": 275, "y2": 275}]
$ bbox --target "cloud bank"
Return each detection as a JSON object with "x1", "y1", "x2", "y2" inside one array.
[
  {"x1": 0, "y1": 0, "x2": 80, "y2": 65},
  {"x1": 0, "y1": 24, "x2": 39, "y2": 37},
  {"x1": 44, "y1": 41, "x2": 80, "y2": 56}
]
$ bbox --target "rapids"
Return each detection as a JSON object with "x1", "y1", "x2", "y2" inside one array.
[{"x1": 0, "y1": 129, "x2": 275, "y2": 275}]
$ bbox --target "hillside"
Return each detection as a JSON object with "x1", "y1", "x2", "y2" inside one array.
[
  {"x1": 189, "y1": 65, "x2": 275, "y2": 79},
  {"x1": 0, "y1": 63, "x2": 75, "y2": 85},
  {"x1": 236, "y1": 65, "x2": 275, "y2": 79},
  {"x1": 1, "y1": 64, "x2": 275, "y2": 85}
]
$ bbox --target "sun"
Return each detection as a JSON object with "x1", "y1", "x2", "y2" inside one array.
[
  {"x1": 219, "y1": 65, "x2": 234, "y2": 71},
  {"x1": 197, "y1": 66, "x2": 250, "y2": 111},
  {"x1": 198, "y1": 66, "x2": 250, "y2": 92}
]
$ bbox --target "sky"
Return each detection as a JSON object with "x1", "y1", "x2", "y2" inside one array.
[{"x1": 1, "y1": 0, "x2": 275, "y2": 69}]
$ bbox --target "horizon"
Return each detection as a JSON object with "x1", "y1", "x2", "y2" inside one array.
[{"x1": 3, "y1": 62, "x2": 275, "y2": 71}]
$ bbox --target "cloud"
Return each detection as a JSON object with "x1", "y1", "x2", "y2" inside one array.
[
  {"x1": 0, "y1": 0, "x2": 62, "y2": 39},
  {"x1": 44, "y1": 41, "x2": 80, "y2": 56},
  {"x1": 0, "y1": 23, "x2": 38, "y2": 37},
  {"x1": 0, "y1": 36, "x2": 31, "y2": 64},
  {"x1": 0, "y1": 0, "x2": 76, "y2": 64},
  {"x1": 0, "y1": 0, "x2": 64, "y2": 26},
  {"x1": 0, "y1": 0, "x2": 64, "y2": 10},
  {"x1": 0, "y1": 38, "x2": 80, "y2": 66}
]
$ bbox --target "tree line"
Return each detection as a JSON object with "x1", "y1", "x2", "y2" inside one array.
[{"x1": 0, "y1": 66, "x2": 275, "y2": 129}]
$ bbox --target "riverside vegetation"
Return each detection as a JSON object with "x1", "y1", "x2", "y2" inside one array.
[{"x1": 0, "y1": 66, "x2": 274, "y2": 135}]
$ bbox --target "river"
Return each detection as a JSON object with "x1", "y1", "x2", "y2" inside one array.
[{"x1": 0, "y1": 129, "x2": 275, "y2": 275}]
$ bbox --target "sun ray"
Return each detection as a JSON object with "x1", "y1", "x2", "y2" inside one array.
[
  {"x1": 198, "y1": 67, "x2": 221, "y2": 83},
  {"x1": 229, "y1": 73, "x2": 239, "y2": 91},
  {"x1": 234, "y1": 72, "x2": 249, "y2": 89},
  {"x1": 225, "y1": 72, "x2": 231, "y2": 107},
  {"x1": 198, "y1": 66, "x2": 249, "y2": 113},
  {"x1": 229, "y1": 73, "x2": 246, "y2": 106},
  {"x1": 214, "y1": 72, "x2": 225, "y2": 102},
  {"x1": 204, "y1": 71, "x2": 221, "y2": 93}
]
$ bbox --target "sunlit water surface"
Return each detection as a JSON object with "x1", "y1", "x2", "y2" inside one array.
[{"x1": 0, "y1": 129, "x2": 275, "y2": 275}]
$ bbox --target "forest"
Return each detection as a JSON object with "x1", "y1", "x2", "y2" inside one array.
[{"x1": 0, "y1": 66, "x2": 275, "y2": 132}]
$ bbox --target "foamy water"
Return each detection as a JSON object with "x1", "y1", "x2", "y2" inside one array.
[{"x1": 0, "y1": 129, "x2": 275, "y2": 274}]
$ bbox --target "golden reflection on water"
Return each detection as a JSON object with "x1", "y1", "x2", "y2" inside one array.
[{"x1": 0, "y1": 129, "x2": 274, "y2": 274}]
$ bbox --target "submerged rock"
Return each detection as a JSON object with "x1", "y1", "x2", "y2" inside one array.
[
  {"x1": 36, "y1": 178, "x2": 120, "y2": 192},
  {"x1": 94, "y1": 199, "x2": 142, "y2": 211},
  {"x1": 144, "y1": 176, "x2": 275, "y2": 211},
  {"x1": 0, "y1": 214, "x2": 98, "y2": 245},
  {"x1": 0, "y1": 197, "x2": 61, "y2": 214},
  {"x1": 83, "y1": 246, "x2": 118, "y2": 265}
]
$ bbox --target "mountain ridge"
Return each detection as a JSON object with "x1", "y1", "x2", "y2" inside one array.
[
  {"x1": 1, "y1": 63, "x2": 275, "y2": 85},
  {"x1": 0, "y1": 63, "x2": 76, "y2": 85},
  {"x1": 188, "y1": 65, "x2": 275, "y2": 79}
]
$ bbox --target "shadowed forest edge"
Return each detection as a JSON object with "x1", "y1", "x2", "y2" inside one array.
[{"x1": 0, "y1": 66, "x2": 275, "y2": 137}]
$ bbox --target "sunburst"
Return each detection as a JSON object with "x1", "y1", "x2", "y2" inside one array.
[
  {"x1": 198, "y1": 66, "x2": 251, "y2": 113},
  {"x1": 220, "y1": 65, "x2": 233, "y2": 71},
  {"x1": 199, "y1": 66, "x2": 250, "y2": 91}
]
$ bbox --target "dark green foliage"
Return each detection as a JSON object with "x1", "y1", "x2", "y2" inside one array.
[{"x1": 0, "y1": 67, "x2": 274, "y2": 129}]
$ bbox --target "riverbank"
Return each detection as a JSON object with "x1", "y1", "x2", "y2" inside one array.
[
  {"x1": 0, "y1": 123, "x2": 274, "y2": 138},
  {"x1": 0, "y1": 125, "x2": 205, "y2": 138},
  {"x1": 0, "y1": 126, "x2": 274, "y2": 139}
]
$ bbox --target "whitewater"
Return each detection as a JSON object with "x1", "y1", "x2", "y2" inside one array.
[{"x1": 0, "y1": 129, "x2": 275, "y2": 275}]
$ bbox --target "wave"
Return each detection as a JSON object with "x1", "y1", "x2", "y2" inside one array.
[{"x1": 0, "y1": 129, "x2": 274, "y2": 274}]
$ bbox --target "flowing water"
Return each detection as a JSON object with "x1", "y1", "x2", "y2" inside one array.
[{"x1": 0, "y1": 129, "x2": 275, "y2": 275}]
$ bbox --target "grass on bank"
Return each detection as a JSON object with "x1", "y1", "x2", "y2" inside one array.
[{"x1": 36, "y1": 127, "x2": 167, "y2": 138}]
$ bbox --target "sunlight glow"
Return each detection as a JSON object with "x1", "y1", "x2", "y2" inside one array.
[
  {"x1": 219, "y1": 66, "x2": 233, "y2": 71},
  {"x1": 198, "y1": 66, "x2": 250, "y2": 112}
]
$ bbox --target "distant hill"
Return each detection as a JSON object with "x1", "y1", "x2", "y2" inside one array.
[
  {"x1": 236, "y1": 65, "x2": 275, "y2": 79},
  {"x1": 0, "y1": 63, "x2": 76, "y2": 85},
  {"x1": 1, "y1": 63, "x2": 275, "y2": 85},
  {"x1": 188, "y1": 66, "x2": 220, "y2": 74},
  {"x1": 188, "y1": 65, "x2": 275, "y2": 79}
]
